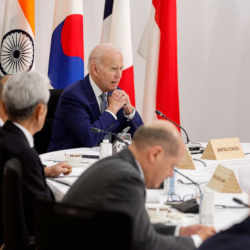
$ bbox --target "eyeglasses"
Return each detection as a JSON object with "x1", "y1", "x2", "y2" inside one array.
[{"x1": 167, "y1": 193, "x2": 196, "y2": 203}]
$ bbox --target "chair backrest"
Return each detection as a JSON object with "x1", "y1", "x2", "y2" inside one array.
[
  {"x1": 3, "y1": 158, "x2": 35, "y2": 250},
  {"x1": 35, "y1": 199, "x2": 132, "y2": 250},
  {"x1": 34, "y1": 89, "x2": 63, "y2": 154}
]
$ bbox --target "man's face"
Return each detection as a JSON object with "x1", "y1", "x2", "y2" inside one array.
[
  {"x1": 144, "y1": 146, "x2": 184, "y2": 189},
  {"x1": 95, "y1": 52, "x2": 123, "y2": 92}
]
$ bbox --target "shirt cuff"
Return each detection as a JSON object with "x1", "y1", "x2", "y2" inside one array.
[
  {"x1": 123, "y1": 108, "x2": 136, "y2": 120},
  {"x1": 174, "y1": 225, "x2": 181, "y2": 236},
  {"x1": 191, "y1": 235, "x2": 202, "y2": 248},
  {"x1": 174, "y1": 227, "x2": 202, "y2": 248},
  {"x1": 105, "y1": 110, "x2": 117, "y2": 120}
]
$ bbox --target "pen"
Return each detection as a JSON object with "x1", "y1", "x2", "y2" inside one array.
[{"x1": 81, "y1": 154, "x2": 99, "y2": 159}]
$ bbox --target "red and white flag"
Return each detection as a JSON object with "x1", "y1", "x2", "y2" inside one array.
[
  {"x1": 138, "y1": 0, "x2": 180, "y2": 124},
  {"x1": 101, "y1": 0, "x2": 135, "y2": 106}
]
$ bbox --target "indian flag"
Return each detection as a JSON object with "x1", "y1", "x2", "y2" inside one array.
[{"x1": 0, "y1": 0, "x2": 35, "y2": 76}]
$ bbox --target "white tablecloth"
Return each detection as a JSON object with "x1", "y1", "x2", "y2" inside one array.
[{"x1": 40, "y1": 143, "x2": 250, "y2": 231}]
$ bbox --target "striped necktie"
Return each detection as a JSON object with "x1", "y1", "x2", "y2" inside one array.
[{"x1": 100, "y1": 92, "x2": 108, "y2": 113}]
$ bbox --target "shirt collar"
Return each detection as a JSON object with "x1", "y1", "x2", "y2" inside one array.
[
  {"x1": 135, "y1": 160, "x2": 145, "y2": 182},
  {"x1": 13, "y1": 122, "x2": 34, "y2": 148},
  {"x1": 89, "y1": 75, "x2": 104, "y2": 100}
]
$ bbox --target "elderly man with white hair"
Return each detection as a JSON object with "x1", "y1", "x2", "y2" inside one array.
[
  {"x1": 49, "y1": 43, "x2": 143, "y2": 151},
  {"x1": 0, "y1": 71, "x2": 72, "y2": 247}
]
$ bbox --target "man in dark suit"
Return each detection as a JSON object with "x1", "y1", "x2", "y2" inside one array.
[
  {"x1": 198, "y1": 217, "x2": 250, "y2": 250},
  {"x1": 49, "y1": 44, "x2": 143, "y2": 151},
  {"x1": 0, "y1": 71, "x2": 72, "y2": 246},
  {"x1": 63, "y1": 120, "x2": 215, "y2": 250}
]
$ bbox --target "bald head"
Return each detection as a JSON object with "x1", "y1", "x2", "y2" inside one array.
[{"x1": 133, "y1": 120, "x2": 184, "y2": 157}]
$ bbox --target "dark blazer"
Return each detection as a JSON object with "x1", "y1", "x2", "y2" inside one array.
[
  {"x1": 198, "y1": 217, "x2": 250, "y2": 250},
  {"x1": 0, "y1": 121, "x2": 53, "y2": 244},
  {"x1": 48, "y1": 75, "x2": 143, "y2": 151},
  {"x1": 63, "y1": 149, "x2": 195, "y2": 250}
]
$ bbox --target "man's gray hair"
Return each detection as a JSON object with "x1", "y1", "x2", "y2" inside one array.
[
  {"x1": 88, "y1": 43, "x2": 122, "y2": 71},
  {"x1": 3, "y1": 71, "x2": 50, "y2": 121}
]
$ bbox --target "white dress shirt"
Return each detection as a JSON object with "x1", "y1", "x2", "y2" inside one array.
[{"x1": 89, "y1": 76, "x2": 135, "y2": 120}]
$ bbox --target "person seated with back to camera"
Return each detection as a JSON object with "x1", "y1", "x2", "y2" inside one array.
[
  {"x1": 0, "y1": 71, "x2": 72, "y2": 247},
  {"x1": 63, "y1": 120, "x2": 216, "y2": 250},
  {"x1": 48, "y1": 43, "x2": 143, "y2": 151}
]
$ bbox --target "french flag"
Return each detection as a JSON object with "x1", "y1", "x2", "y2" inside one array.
[
  {"x1": 101, "y1": 0, "x2": 136, "y2": 106},
  {"x1": 48, "y1": 0, "x2": 84, "y2": 89}
]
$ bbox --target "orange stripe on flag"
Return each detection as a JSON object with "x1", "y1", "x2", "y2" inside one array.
[{"x1": 18, "y1": 0, "x2": 35, "y2": 35}]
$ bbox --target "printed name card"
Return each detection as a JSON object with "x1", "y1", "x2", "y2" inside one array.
[
  {"x1": 207, "y1": 165, "x2": 242, "y2": 193},
  {"x1": 177, "y1": 146, "x2": 196, "y2": 170},
  {"x1": 201, "y1": 137, "x2": 244, "y2": 160}
]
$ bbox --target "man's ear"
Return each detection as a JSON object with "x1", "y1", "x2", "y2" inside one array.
[
  {"x1": 0, "y1": 102, "x2": 8, "y2": 122},
  {"x1": 1, "y1": 102, "x2": 7, "y2": 115},
  {"x1": 34, "y1": 103, "x2": 47, "y2": 122},
  {"x1": 148, "y1": 145, "x2": 164, "y2": 163},
  {"x1": 91, "y1": 63, "x2": 99, "y2": 77}
]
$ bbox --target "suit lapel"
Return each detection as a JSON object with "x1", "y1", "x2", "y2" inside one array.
[{"x1": 83, "y1": 75, "x2": 101, "y2": 120}]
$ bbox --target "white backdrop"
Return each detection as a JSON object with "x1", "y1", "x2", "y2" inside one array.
[{"x1": 1, "y1": 0, "x2": 250, "y2": 142}]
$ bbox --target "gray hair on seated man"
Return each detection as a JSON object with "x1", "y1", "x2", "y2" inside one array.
[
  {"x1": 132, "y1": 123, "x2": 181, "y2": 157},
  {"x1": 2, "y1": 71, "x2": 50, "y2": 122}
]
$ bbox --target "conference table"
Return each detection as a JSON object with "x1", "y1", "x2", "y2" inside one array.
[{"x1": 40, "y1": 143, "x2": 250, "y2": 232}]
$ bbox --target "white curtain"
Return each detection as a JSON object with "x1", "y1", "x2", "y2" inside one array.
[{"x1": 1, "y1": 0, "x2": 250, "y2": 141}]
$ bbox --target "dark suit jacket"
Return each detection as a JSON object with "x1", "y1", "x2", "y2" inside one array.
[
  {"x1": 48, "y1": 75, "x2": 143, "y2": 151},
  {"x1": 0, "y1": 121, "x2": 53, "y2": 244},
  {"x1": 63, "y1": 149, "x2": 195, "y2": 250},
  {"x1": 199, "y1": 217, "x2": 250, "y2": 250}
]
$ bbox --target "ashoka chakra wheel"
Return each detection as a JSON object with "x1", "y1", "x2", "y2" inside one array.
[{"x1": 0, "y1": 29, "x2": 34, "y2": 75}]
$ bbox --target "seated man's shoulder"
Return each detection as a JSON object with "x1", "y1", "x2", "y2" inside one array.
[
  {"x1": 98, "y1": 155, "x2": 142, "y2": 183},
  {"x1": 60, "y1": 79, "x2": 88, "y2": 103},
  {"x1": 63, "y1": 78, "x2": 87, "y2": 95}
]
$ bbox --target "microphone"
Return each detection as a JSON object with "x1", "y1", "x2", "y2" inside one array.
[
  {"x1": 174, "y1": 169, "x2": 202, "y2": 201},
  {"x1": 232, "y1": 197, "x2": 250, "y2": 208},
  {"x1": 155, "y1": 110, "x2": 204, "y2": 154},
  {"x1": 90, "y1": 127, "x2": 129, "y2": 146},
  {"x1": 155, "y1": 110, "x2": 190, "y2": 143},
  {"x1": 167, "y1": 168, "x2": 202, "y2": 213}
]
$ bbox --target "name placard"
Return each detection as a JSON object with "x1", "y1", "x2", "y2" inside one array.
[
  {"x1": 177, "y1": 146, "x2": 195, "y2": 170},
  {"x1": 207, "y1": 165, "x2": 242, "y2": 193},
  {"x1": 201, "y1": 137, "x2": 244, "y2": 160}
]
